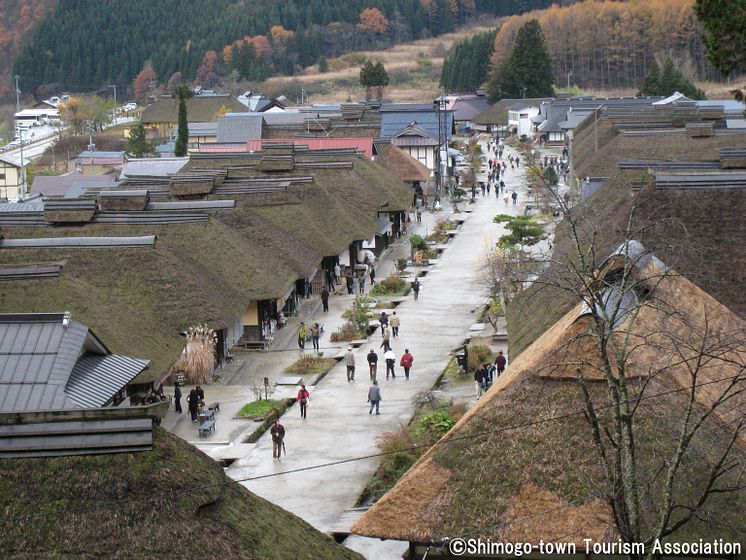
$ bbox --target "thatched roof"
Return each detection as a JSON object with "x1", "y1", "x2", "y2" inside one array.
[
  {"x1": 574, "y1": 127, "x2": 746, "y2": 178},
  {"x1": 0, "y1": 219, "x2": 300, "y2": 382},
  {"x1": 375, "y1": 144, "x2": 431, "y2": 183},
  {"x1": 508, "y1": 178, "x2": 746, "y2": 358},
  {"x1": 353, "y1": 260, "x2": 746, "y2": 544},
  {"x1": 0, "y1": 427, "x2": 363, "y2": 560},
  {"x1": 141, "y1": 95, "x2": 247, "y2": 125}
]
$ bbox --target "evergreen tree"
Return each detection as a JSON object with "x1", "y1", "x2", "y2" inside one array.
[
  {"x1": 173, "y1": 85, "x2": 192, "y2": 157},
  {"x1": 638, "y1": 58, "x2": 706, "y2": 99},
  {"x1": 488, "y1": 19, "x2": 553, "y2": 101},
  {"x1": 126, "y1": 122, "x2": 155, "y2": 158},
  {"x1": 360, "y1": 60, "x2": 389, "y2": 87},
  {"x1": 318, "y1": 55, "x2": 329, "y2": 73},
  {"x1": 441, "y1": 28, "x2": 497, "y2": 91}
]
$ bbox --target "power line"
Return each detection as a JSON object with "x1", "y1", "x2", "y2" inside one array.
[{"x1": 2, "y1": 373, "x2": 743, "y2": 526}]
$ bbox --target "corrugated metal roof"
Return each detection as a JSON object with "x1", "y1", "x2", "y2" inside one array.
[
  {"x1": 262, "y1": 112, "x2": 304, "y2": 126},
  {"x1": 121, "y1": 158, "x2": 189, "y2": 178},
  {"x1": 244, "y1": 137, "x2": 374, "y2": 158},
  {"x1": 0, "y1": 200, "x2": 45, "y2": 213},
  {"x1": 217, "y1": 113, "x2": 263, "y2": 142},
  {"x1": 380, "y1": 111, "x2": 453, "y2": 140},
  {"x1": 0, "y1": 235, "x2": 156, "y2": 248},
  {"x1": 188, "y1": 122, "x2": 218, "y2": 135},
  {"x1": 77, "y1": 151, "x2": 125, "y2": 159},
  {"x1": 66, "y1": 353, "x2": 149, "y2": 407},
  {"x1": 31, "y1": 172, "x2": 116, "y2": 197}
]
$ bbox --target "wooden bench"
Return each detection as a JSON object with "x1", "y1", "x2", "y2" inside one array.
[{"x1": 198, "y1": 419, "x2": 215, "y2": 437}]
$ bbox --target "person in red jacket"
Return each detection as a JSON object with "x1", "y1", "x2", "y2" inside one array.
[
  {"x1": 297, "y1": 384, "x2": 310, "y2": 419},
  {"x1": 400, "y1": 349, "x2": 414, "y2": 380},
  {"x1": 494, "y1": 350, "x2": 507, "y2": 377}
]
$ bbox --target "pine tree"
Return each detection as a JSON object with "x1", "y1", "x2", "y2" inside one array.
[
  {"x1": 173, "y1": 85, "x2": 192, "y2": 157},
  {"x1": 360, "y1": 60, "x2": 389, "y2": 87},
  {"x1": 638, "y1": 58, "x2": 706, "y2": 99},
  {"x1": 488, "y1": 19, "x2": 553, "y2": 101},
  {"x1": 126, "y1": 122, "x2": 155, "y2": 158}
]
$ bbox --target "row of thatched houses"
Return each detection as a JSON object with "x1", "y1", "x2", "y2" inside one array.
[{"x1": 0, "y1": 145, "x2": 412, "y2": 397}]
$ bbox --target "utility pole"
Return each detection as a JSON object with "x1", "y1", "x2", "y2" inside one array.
[
  {"x1": 108, "y1": 84, "x2": 117, "y2": 106},
  {"x1": 14, "y1": 75, "x2": 20, "y2": 114},
  {"x1": 567, "y1": 70, "x2": 572, "y2": 90},
  {"x1": 18, "y1": 128, "x2": 26, "y2": 200}
]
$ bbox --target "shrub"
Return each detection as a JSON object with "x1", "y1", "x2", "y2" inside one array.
[
  {"x1": 467, "y1": 343, "x2": 494, "y2": 371},
  {"x1": 396, "y1": 257, "x2": 408, "y2": 273},
  {"x1": 285, "y1": 356, "x2": 337, "y2": 375},
  {"x1": 237, "y1": 399, "x2": 284, "y2": 419},
  {"x1": 371, "y1": 275, "x2": 410, "y2": 296},
  {"x1": 341, "y1": 295, "x2": 375, "y2": 331},
  {"x1": 410, "y1": 234, "x2": 427, "y2": 251},
  {"x1": 416, "y1": 406, "x2": 456, "y2": 438},
  {"x1": 330, "y1": 322, "x2": 366, "y2": 342}
]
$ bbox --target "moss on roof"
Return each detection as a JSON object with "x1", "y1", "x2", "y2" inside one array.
[
  {"x1": 0, "y1": 427, "x2": 363, "y2": 560},
  {"x1": 508, "y1": 177, "x2": 746, "y2": 358},
  {"x1": 0, "y1": 219, "x2": 299, "y2": 381},
  {"x1": 574, "y1": 129, "x2": 746, "y2": 178},
  {"x1": 354, "y1": 271, "x2": 746, "y2": 543},
  {"x1": 141, "y1": 95, "x2": 247, "y2": 124}
]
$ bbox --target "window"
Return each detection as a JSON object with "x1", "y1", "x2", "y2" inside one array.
[{"x1": 0, "y1": 173, "x2": 5, "y2": 180}]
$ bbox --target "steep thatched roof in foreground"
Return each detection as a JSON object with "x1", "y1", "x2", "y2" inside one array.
[
  {"x1": 0, "y1": 428, "x2": 362, "y2": 560},
  {"x1": 508, "y1": 178, "x2": 746, "y2": 357},
  {"x1": 353, "y1": 263, "x2": 746, "y2": 544}
]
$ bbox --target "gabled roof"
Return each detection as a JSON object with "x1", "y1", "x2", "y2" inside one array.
[
  {"x1": 141, "y1": 95, "x2": 247, "y2": 124},
  {"x1": 380, "y1": 107, "x2": 453, "y2": 140},
  {"x1": 188, "y1": 122, "x2": 218, "y2": 135},
  {"x1": 217, "y1": 113, "x2": 263, "y2": 142},
  {"x1": 391, "y1": 123, "x2": 439, "y2": 147},
  {"x1": 473, "y1": 98, "x2": 554, "y2": 125},
  {"x1": 353, "y1": 253, "x2": 746, "y2": 543},
  {"x1": 0, "y1": 313, "x2": 149, "y2": 412},
  {"x1": 450, "y1": 97, "x2": 489, "y2": 121}
]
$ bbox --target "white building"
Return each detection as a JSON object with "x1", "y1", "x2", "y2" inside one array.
[{"x1": 507, "y1": 103, "x2": 540, "y2": 138}]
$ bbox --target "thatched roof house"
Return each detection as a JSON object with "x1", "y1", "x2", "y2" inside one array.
[
  {"x1": 353, "y1": 254, "x2": 746, "y2": 550},
  {"x1": 375, "y1": 143, "x2": 431, "y2": 184},
  {"x1": 141, "y1": 94, "x2": 248, "y2": 138},
  {"x1": 0, "y1": 150, "x2": 412, "y2": 384},
  {"x1": 0, "y1": 427, "x2": 363, "y2": 559}
]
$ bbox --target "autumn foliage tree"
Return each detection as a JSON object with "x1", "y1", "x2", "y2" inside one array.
[
  {"x1": 357, "y1": 8, "x2": 389, "y2": 34},
  {"x1": 195, "y1": 50, "x2": 218, "y2": 87},
  {"x1": 133, "y1": 61, "x2": 158, "y2": 105}
]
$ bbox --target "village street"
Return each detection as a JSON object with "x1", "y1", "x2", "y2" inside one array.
[
  {"x1": 159, "y1": 136, "x2": 538, "y2": 558},
  {"x1": 225, "y1": 138, "x2": 532, "y2": 527}
]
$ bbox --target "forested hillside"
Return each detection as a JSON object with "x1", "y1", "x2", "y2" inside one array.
[
  {"x1": 440, "y1": 28, "x2": 496, "y2": 92},
  {"x1": 0, "y1": 0, "x2": 56, "y2": 97},
  {"x1": 490, "y1": 0, "x2": 722, "y2": 91},
  {"x1": 12, "y1": 0, "x2": 575, "y2": 99}
]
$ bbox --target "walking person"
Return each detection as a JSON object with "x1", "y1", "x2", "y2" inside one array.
[
  {"x1": 503, "y1": 191, "x2": 509, "y2": 204},
  {"x1": 345, "y1": 346, "x2": 356, "y2": 382},
  {"x1": 367, "y1": 349, "x2": 378, "y2": 381},
  {"x1": 358, "y1": 275, "x2": 366, "y2": 295},
  {"x1": 474, "y1": 365, "x2": 486, "y2": 398},
  {"x1": 310, "y1": 322, "x2": 320, "y2": 352},
  {"x1": 494, "y1": 350, "x2": 507, "y2": 378},
  {"x1": 297, "y1": 321, "x2": 308, "y2": 350},
  {"x1": 400, "y1": 349, "x2": 414, "y2": 380},
  {"x1": 380, "y1": 325, "x2": 391, "y2": 352},
  {"x1": 384, "y1": 348, "x2": 396, "y2": 380},
  {"x1": 346, "y1": 273, "x2": 354, "y2": 295},
  {"x1": 389, "y1": 311, "x2": 400, "y2": 337},
  {"x1": 378, "y1": 311, "x2": 388, "y2": 335},
  {"x1": 173, "y1": 383, "x2": 182, "y2": 413},
  {"x1": 270, "y1": 419, "x2": 285, "y2": 460},
  {"x1": 369, "y1": 265, "x2": 376, "y2": 285},
  {"x1": 187, "y1": 388, "x2": 199, "y2": 422},
  {"x1": 321, "y1": 286, "x2": 329, "y2": 312},
  {"x1": 297, "y1": 384, "x2": 310, "y2": 419},
  {"x1": 511, "y1": 190, "x2": 518, "y2": 205},
  {"x1": 334, "y1": 263, "x2": 341, "y2": 284},
  {"x1": 412, "y1": 278, "x2": 421, "y2": 301},
  {"x1": 367, "y1": 380, "x2": 382, "y2": 415}
]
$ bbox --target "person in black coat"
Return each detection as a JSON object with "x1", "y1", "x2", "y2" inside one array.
[
  {"x1": 174, "y1": 383, "x2": 182, "y2": 413},
  {"x1": 187, "y1": 389, "x2": 199, "y2": 422}
]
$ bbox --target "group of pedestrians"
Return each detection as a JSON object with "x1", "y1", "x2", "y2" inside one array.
[{"x1": 474, "y1": 350, "x2": 507, "y2": 399}]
